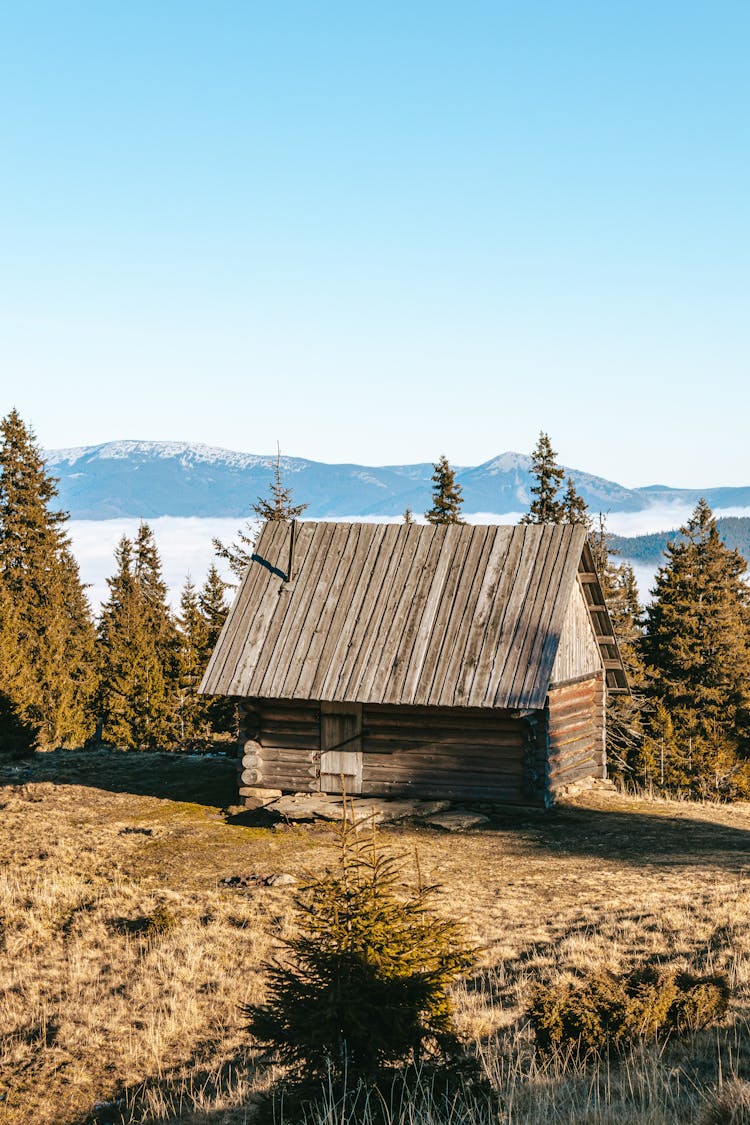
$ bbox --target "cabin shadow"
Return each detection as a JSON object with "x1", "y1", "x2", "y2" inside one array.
[
  {"x1": 482, "y1": 799, "x2": 750, "y2": 869},
  {"x1": 0, "y1": 749, "x2": 239, "y2": 809}
]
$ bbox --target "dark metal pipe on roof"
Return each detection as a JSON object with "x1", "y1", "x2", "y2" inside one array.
[{"x1": 287, "y1": 518, "x2": 297, "y2": 583}]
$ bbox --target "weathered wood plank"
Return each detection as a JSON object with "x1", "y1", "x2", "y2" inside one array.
[
  {"x1": 202, "y1": 521, "x2": 286, "y2": 694},
  {"x1": 251, "y1": 522, "x2": 330, "y2": 697},
  {"x1": 309, "y1": 526, "x2": 376, "y2": 700},
  {"x1": 292, "y1": 525, "x2": 361, "y2": 698},
  {"x1": 485, "y1": 526, "x2": 542, "y2": 706},
  {"x1": 338, "y1": 526, "x2": 419, "y2": 701},
  {"x1": 316, "y1": 524, "x2": 387, "y2": 701},
  {"x1": 247, "y1": 524, "x2": 318, "y2": 699},
  {"x1": 498, "y1": 526, "x2": 561, "y2": 708},
  {"x1": 384, "y1": 525, "x2": 450, "y2": 705},
  {"x1": 361, "y1": 527, "x2": 436, "y2": 703},
  {"x1": 454, "y1": 527, "x2": 514, "y2": 707},
  {"x1": 446, "y1": 526, "x2": 506, "y2": 707},
  {"x1": 427, "y1": 526, "x2": 489, "y2": 707}
]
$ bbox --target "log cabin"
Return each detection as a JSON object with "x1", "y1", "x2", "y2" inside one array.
[{"x1": 200, "y1": 521, "x2": 628, "y2": 807}]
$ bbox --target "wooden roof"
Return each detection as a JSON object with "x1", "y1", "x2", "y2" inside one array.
[{"x1": 200, "y1": 521, "x2": 626, "y2": 711}]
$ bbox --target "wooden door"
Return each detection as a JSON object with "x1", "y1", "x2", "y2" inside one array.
[{"x1": 320, "y1": 702, "x2": 363, "y2": 794}]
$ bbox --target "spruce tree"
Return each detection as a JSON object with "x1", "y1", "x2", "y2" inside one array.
[
  {"x1": 0, "y1": 409, "x2": 96, "y2": 748},
  {"x1": 175, "y1": 576, "x2": 211, "y2": 747},
  {"x1": 197, "y1": 564, "x2": 235, "y2": 738},
  {"x1": 521, "y1": 432, "x2": 566, "y2": 524},
  {"x1": 642, "y1": 499, "x2": 750, "y2": 795},
  {"x1": 98, "y1": 525, "x2": 179, "y2": 749},
  {"x1": 562, "y1": 476, "x2": 591, "y2": 529},
  {"x1": 213, "y1": 444, "x2": 307, "y2": 579},
  {"x1": 199, "y1": 563, "x2": 229, "y2": 649},
  {"x1": 424, "y1": 456, "x2": 465, "y2": 525},
  {"x1": 246, "y1": 806, "x2": 473, "y2": 1090},
  {"x1": 403, "y1": 507, "x2": 415, "y2": 525}
]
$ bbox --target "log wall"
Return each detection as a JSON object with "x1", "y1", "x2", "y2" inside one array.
[
  {"x1": 237, "y1": 683, "x2": 606, "y2": 807},
  {"x1": 544, "y1": 672, "x2": 605, "y2": 798},
  {"x1": 360, "y1": 704, "x2": 528, "y2": 803},
  {"x1": 237, "y1": 699, "x2": 538, "y2": 804}
]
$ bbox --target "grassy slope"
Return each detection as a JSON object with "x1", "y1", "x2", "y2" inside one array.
[{"x1": 2, "y1": 752, "x2": 750, "y2": 1124}]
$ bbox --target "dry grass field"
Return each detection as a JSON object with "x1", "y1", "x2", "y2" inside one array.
[{"x1": 2, "y1": 750, "x2": 750, "y2": 1124}]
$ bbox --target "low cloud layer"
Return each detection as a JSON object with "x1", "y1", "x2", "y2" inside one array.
[{"x1": 69, "y1": 505, "x2": 750, "y2": 614}]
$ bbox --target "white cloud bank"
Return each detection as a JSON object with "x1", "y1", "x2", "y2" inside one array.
[{"x1": 70, "y1": 505, "x2": 750, "y2": 613}]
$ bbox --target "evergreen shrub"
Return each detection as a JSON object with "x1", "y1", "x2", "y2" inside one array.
[
  {"x1": 245, "y1": 805, "x2": 474, "y2": 1088},
  {"x1": 529, "y1": 964, "x2": 729, "y2": 1058}
]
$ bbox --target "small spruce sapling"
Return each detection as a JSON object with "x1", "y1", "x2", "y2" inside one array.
[{"x1": 245, "y1": 804, "x2": 473, "y2": 1088}]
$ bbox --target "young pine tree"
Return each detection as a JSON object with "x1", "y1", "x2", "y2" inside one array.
[
  {"x1": 424, "y1": 456, "x2": 465, "y2": 525},
  {"x1": 642, "y1": 499, "x2": 750, "y2": 795},
  {"x1": 213, "y1": 444, "x2": 307, "y2": 579},
  {"x1": 98, "y1": 526, "x2": 179, "y2": 749},
  {"x1": 246, "y1": 807, "x2": 473, "y2": 1091},
  {"x1": 0, "y1": 409, "x2": 96, "y2": 748},
  {"x1": 521, "y1": 431, "x2": 566, "y2": 524}
]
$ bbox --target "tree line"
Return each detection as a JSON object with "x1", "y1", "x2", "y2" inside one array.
[
  {"x1": 0, "y1": 411, "x2": 257, "y2": 753},
  {"x1": 2, "y1": 410, "x2": 750, "y2": 799}
]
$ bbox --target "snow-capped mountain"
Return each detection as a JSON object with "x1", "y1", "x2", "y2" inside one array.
[{"x1": 43, "y1": 441, "x2": 750, "y2": 521}]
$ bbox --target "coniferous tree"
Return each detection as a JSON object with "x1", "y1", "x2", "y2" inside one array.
[
  {"x1": 246, "y1": 806, "x2": 473, "y2": 1091},
  {"x1": 175, "y1": 576, "x2": 211, "y2": 747},
  {"x1": 199, "y1": 563, "x2": 230, "y2": 649},
  {"x1": 642, "y1": 499, "x2": 750, "y2": 796},
  {"x1": 0, "y1": 582, "x2": 36, "y2": 754},
  {"x1": 403, "y1": 507, "x2": 415, "y2": 525},
  {"x1": 98, "y1": 525, "x2": 179, "y2": 749},
  {"x1": 562, "y1": 476, "x2": 591, "y2": 528},
  {"x1": 197, "y1": 563, "x2": 235, "y2": 738},
  {"x1": 0, "y1": 409, "x2": 96, "y2": 748},
  {"x1": 213, "y1": 444, "x2": 307, "y2": 579},
  {"x1": 521, "y1": 432, "x2": 566, "y2": 524},
  {"x1": 424, "y1": 456, "x2": 465, "y2": 525}
]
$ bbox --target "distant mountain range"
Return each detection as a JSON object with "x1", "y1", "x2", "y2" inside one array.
[{"x1": 43, "y1": 441, "x2": 750, "y2": 521}]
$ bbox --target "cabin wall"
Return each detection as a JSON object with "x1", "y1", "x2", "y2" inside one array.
[
  {"x1": 361, "y1": 704, "x2": 531, "y2": 803},
  {"x1": 550, "y1": 579, "x2": 602, "y2": 686},
  {"x1": 238, "y1": 700, "x2": 319, "y2": 794},
  {"x1": 237, "y1": 699, "x2": 545, "y2": 805},
  {"x1": 544, "y1": 672, "x2": 606, "y2": 799}
]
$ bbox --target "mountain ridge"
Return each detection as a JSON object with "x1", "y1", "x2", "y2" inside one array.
[{"x1": 43, "y1": 440, "x2": 750, "y2": 521}]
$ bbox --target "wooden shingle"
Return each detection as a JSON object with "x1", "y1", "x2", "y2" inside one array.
[{"x1": 200, "y1": 521, "x2": 627, "y2": 710}]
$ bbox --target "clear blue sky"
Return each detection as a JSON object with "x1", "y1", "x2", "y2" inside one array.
[{"x1": 1, "y1": 1, "x2": 748, "y2": 487}]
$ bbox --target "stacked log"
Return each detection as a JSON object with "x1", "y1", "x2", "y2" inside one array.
[{"x1": 237, "y1": 703, "x2": 261, "y2": 787}]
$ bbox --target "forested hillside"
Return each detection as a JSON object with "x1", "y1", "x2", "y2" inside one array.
[{"x1": 611, "y1": 517, "x2": 750, "y2": 564}]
